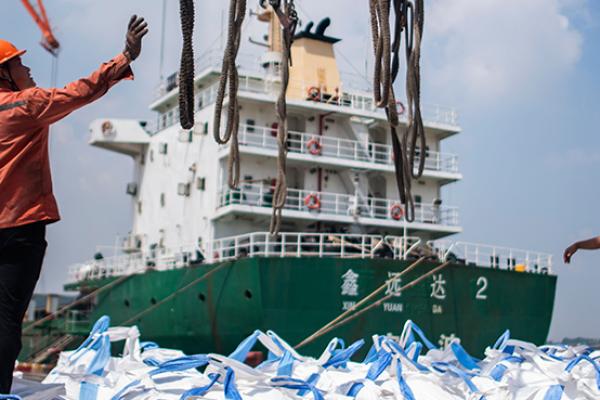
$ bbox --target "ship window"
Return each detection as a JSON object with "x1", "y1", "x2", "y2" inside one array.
[
  {"x1": 197, "y1": 96, "x2": 204, "y2": 110},
  {"x1": 159, "y1": 143, "x2": 168, "y2": 154},
  {"x1": 124, "y1": 299, "x2": 130, "y2": 307},
  {"x1": 197, "y1": 177, "x2": 206, "y2": 191},
  {"x1": 244, "y1": 289, "x2": 253, "y2": 300},
  {"x1": 415, "y1": 195, "x2": 422, "y2": 204},
  {"x1": 150, "y1": 298, "x2": 157, "y2": 305},
  {"x1": 198, "y1": 293, "x2": 206, "y2": 302},
  {"x1": 126, "y1": 183, "x2": 137, "y2": 196},
  {"x1": 161, "y1": 114, "x2": 167, "y2": 129},
  {"x1": 160, "y1": 193, "x2": 166, "y2": 207},
  {"x1": 149, "y1": 150, "x2": 154, "y2": 162},
  {"x1": 203, "y1": 122, "x2": 209, "y2": 135},
  {"x1": 178, "y1": 183, "x2": 191, "y2": 197},
  {"x1": 246, "y1": 119, "x2": 256, "y2": 132},
  {"x1": 243, "y1": 175, "x2": 253, "y2": 190},
  {"x1": 137, "y1": 201, "x2": 142, "y2": 214}
]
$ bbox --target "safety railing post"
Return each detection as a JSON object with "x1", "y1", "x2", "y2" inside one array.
[
  {"x1": 281, "y1": 234, "x2": 285, "y2": 258},
  {"x1": 341, "y1": 236, "x2": 345, "y2": 258},
  {"x1": 297, "y1": 235, "x2": 301, "y2": 258},
  {"x1": 265, "y1": 233, "x2": 271, "y2": 258},
  {"x1": 361, "y1": 236, "x2": 366, "y2": 259}
]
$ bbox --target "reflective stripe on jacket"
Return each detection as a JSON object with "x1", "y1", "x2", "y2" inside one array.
[{"x1": 0, "y1": 53, "x2": 133, "y2": 229}]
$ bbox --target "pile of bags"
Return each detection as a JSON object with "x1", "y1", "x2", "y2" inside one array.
[{"x1": 38, "y1": 316, "x2": 600, "y2": 399}]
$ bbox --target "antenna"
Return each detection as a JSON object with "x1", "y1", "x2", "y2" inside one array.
[
  {"x1": 248, "y1": 9, "x2": 269, "y2": 48},
  {"x1": 159, "y1": 0, "x2": 167, "y2": 81}
]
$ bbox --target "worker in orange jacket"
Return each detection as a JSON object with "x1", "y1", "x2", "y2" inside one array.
[{"x1": 0, "y1": 16, "x2": 148, "y2": 393}]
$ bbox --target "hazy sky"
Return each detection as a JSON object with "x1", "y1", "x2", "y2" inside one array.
[{"x1": 1, "y1": 0, "x2": 599, "y2": 341}]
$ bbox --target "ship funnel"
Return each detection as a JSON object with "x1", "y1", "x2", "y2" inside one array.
[{"x1": 287, "y1": 17, "x2": 342, "y2": 102}]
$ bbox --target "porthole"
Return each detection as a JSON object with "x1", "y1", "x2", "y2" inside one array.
[
  {"x1": 244, "y1": 290, "x2": 253, "y2": 300},
  {"x1": 198, "y1": 293, "x2": 206, "y2": 302}
]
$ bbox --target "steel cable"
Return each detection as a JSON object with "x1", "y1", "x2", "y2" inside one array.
[
  {"x1": 214, "y1": 0, "x2": 247, "y2": 189},
  {"x1": 179, "y1": 0, "x2": 195, "y2": 130},
  {"x1": 296, "y1": 260, "x2": 452, "y2": 350}
]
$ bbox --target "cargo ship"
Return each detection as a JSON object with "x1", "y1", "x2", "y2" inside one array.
[{"x1": 22, "y1": 9, "x2": 556, "y2": 362}]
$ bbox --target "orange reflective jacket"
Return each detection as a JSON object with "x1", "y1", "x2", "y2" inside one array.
[{"x1": 0, "y1": 53, "x2": 133, "y2": 229}]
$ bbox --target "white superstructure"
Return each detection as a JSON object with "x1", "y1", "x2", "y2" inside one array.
[{"x1": 88, "y1": 15, "x2": 464, "y2": 259}]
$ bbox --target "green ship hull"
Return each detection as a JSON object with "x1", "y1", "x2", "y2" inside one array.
[{"x1": 55, "y1": 258, "x2": 556, "y2": 358}]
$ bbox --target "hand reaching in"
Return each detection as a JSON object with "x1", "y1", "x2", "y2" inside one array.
[{"x1": 563, "y1": 243, "x2": 578, "y2": 264}]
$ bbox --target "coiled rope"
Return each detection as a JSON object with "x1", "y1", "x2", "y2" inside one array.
[
  {"x1": 179, "y1": 0, "x2": 195, "y2": 130},
  {"x1": 214, "y1": 0, "x2": 247, "y2": 189},
  {"x1": 266, "y1": 0, "x2": 299, "y2": 235},
  {"x1": 370, "y1": 0, "x2": 425, "y2": 222}
]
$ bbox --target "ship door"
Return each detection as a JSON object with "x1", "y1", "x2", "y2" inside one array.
[
  {"x1": 287, "y1": 115, "x2": 304, "y2": 152},
  {"x1": 369, "y1": 174, "x2": 387, "y2": 219}
]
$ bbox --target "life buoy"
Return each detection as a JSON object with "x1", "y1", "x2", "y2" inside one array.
[
  {"x1": 306, "y1": 138, "x2": 322, "y2": 156},
  {"x1": 397, "y1": 101, "x2": 406, "y2": 116},
  {"x1": 307, "y1": 86, "x2": 321, "y2": 101},
  {"x1": 270, "y1": 122, "x2": 278, "y2": 137},
  {"x1": 304, "y1": 193, "x2": 321, "y2": 210},
  {"x1": 390, "y1": 204, "x2": 404, "y2": 221}
]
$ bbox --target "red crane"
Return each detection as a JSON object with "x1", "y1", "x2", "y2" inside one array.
[{"x1": 20, "y1": 0, "x2": 60, "y2": 55}]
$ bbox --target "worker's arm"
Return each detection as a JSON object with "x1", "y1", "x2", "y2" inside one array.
[
  {"x1": 563, "y1": 236, "x2": 600, "y2": 264},
  {"x1": 24, "y1": 53, "x2": 133, "y2": 125},
  {"x1": 25, "y1": 16, "x2": 148, "y2": 126}
]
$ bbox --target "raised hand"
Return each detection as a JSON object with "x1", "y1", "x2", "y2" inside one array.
[{"x1": 124, "y1": 15, "x2": 149, "y2": 61}]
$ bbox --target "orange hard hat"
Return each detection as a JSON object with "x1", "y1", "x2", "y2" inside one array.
[{"x1": 0, "y1": 39, "x2": 26, "y2": 65}]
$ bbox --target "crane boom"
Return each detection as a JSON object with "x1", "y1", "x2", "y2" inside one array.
[{"x1": 20, "y1": 0, "x2": 60, "y2": 55}]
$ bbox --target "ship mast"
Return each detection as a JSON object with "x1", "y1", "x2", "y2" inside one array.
[{"x1": 257, "y1": 5, "x2": 284, "y2": 53}]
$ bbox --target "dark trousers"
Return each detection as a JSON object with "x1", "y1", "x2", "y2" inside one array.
[{"x1": 0, "y1": 222, "x2": 46, "y2": 394}]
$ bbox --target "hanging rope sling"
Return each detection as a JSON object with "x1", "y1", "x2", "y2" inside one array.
[
  {"x1": 214, "y1": 0, "x2": 247, "y2": 189},
  {"x1": 265, "y1": 0, "x2": 299, "y2": 235},
  {"x1": 370, "y1": 0, "x2": 425, "y2": 222},
  {"x1": 179, "y1": 0, "x2": 196, "y2": 130}
]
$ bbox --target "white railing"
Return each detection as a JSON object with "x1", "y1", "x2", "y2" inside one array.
[
  {"x1": 153, "y1": 52, "x2": 459, "y2": 130},
  {"x1": 431, "y1": 241, "x2": 553, "y2": 273},
  {"x1": 235, "y1": 124, "x2": 459, "y2": 174},
  {"x1": 67, "y1": 233, "x2": 554, "y2": 282},
  {"x1": 67, "y1": 233, "x2": 423, "y2": 282},
  {"x1": 217, "y1": 183, "x2": 460, "y2": 227},
  {"x1": 67, "y1": 244, "x2": 199, "y2": 283},
  {"x1": 207, "y1": 232, "x2": 421, "y2": 263}
]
